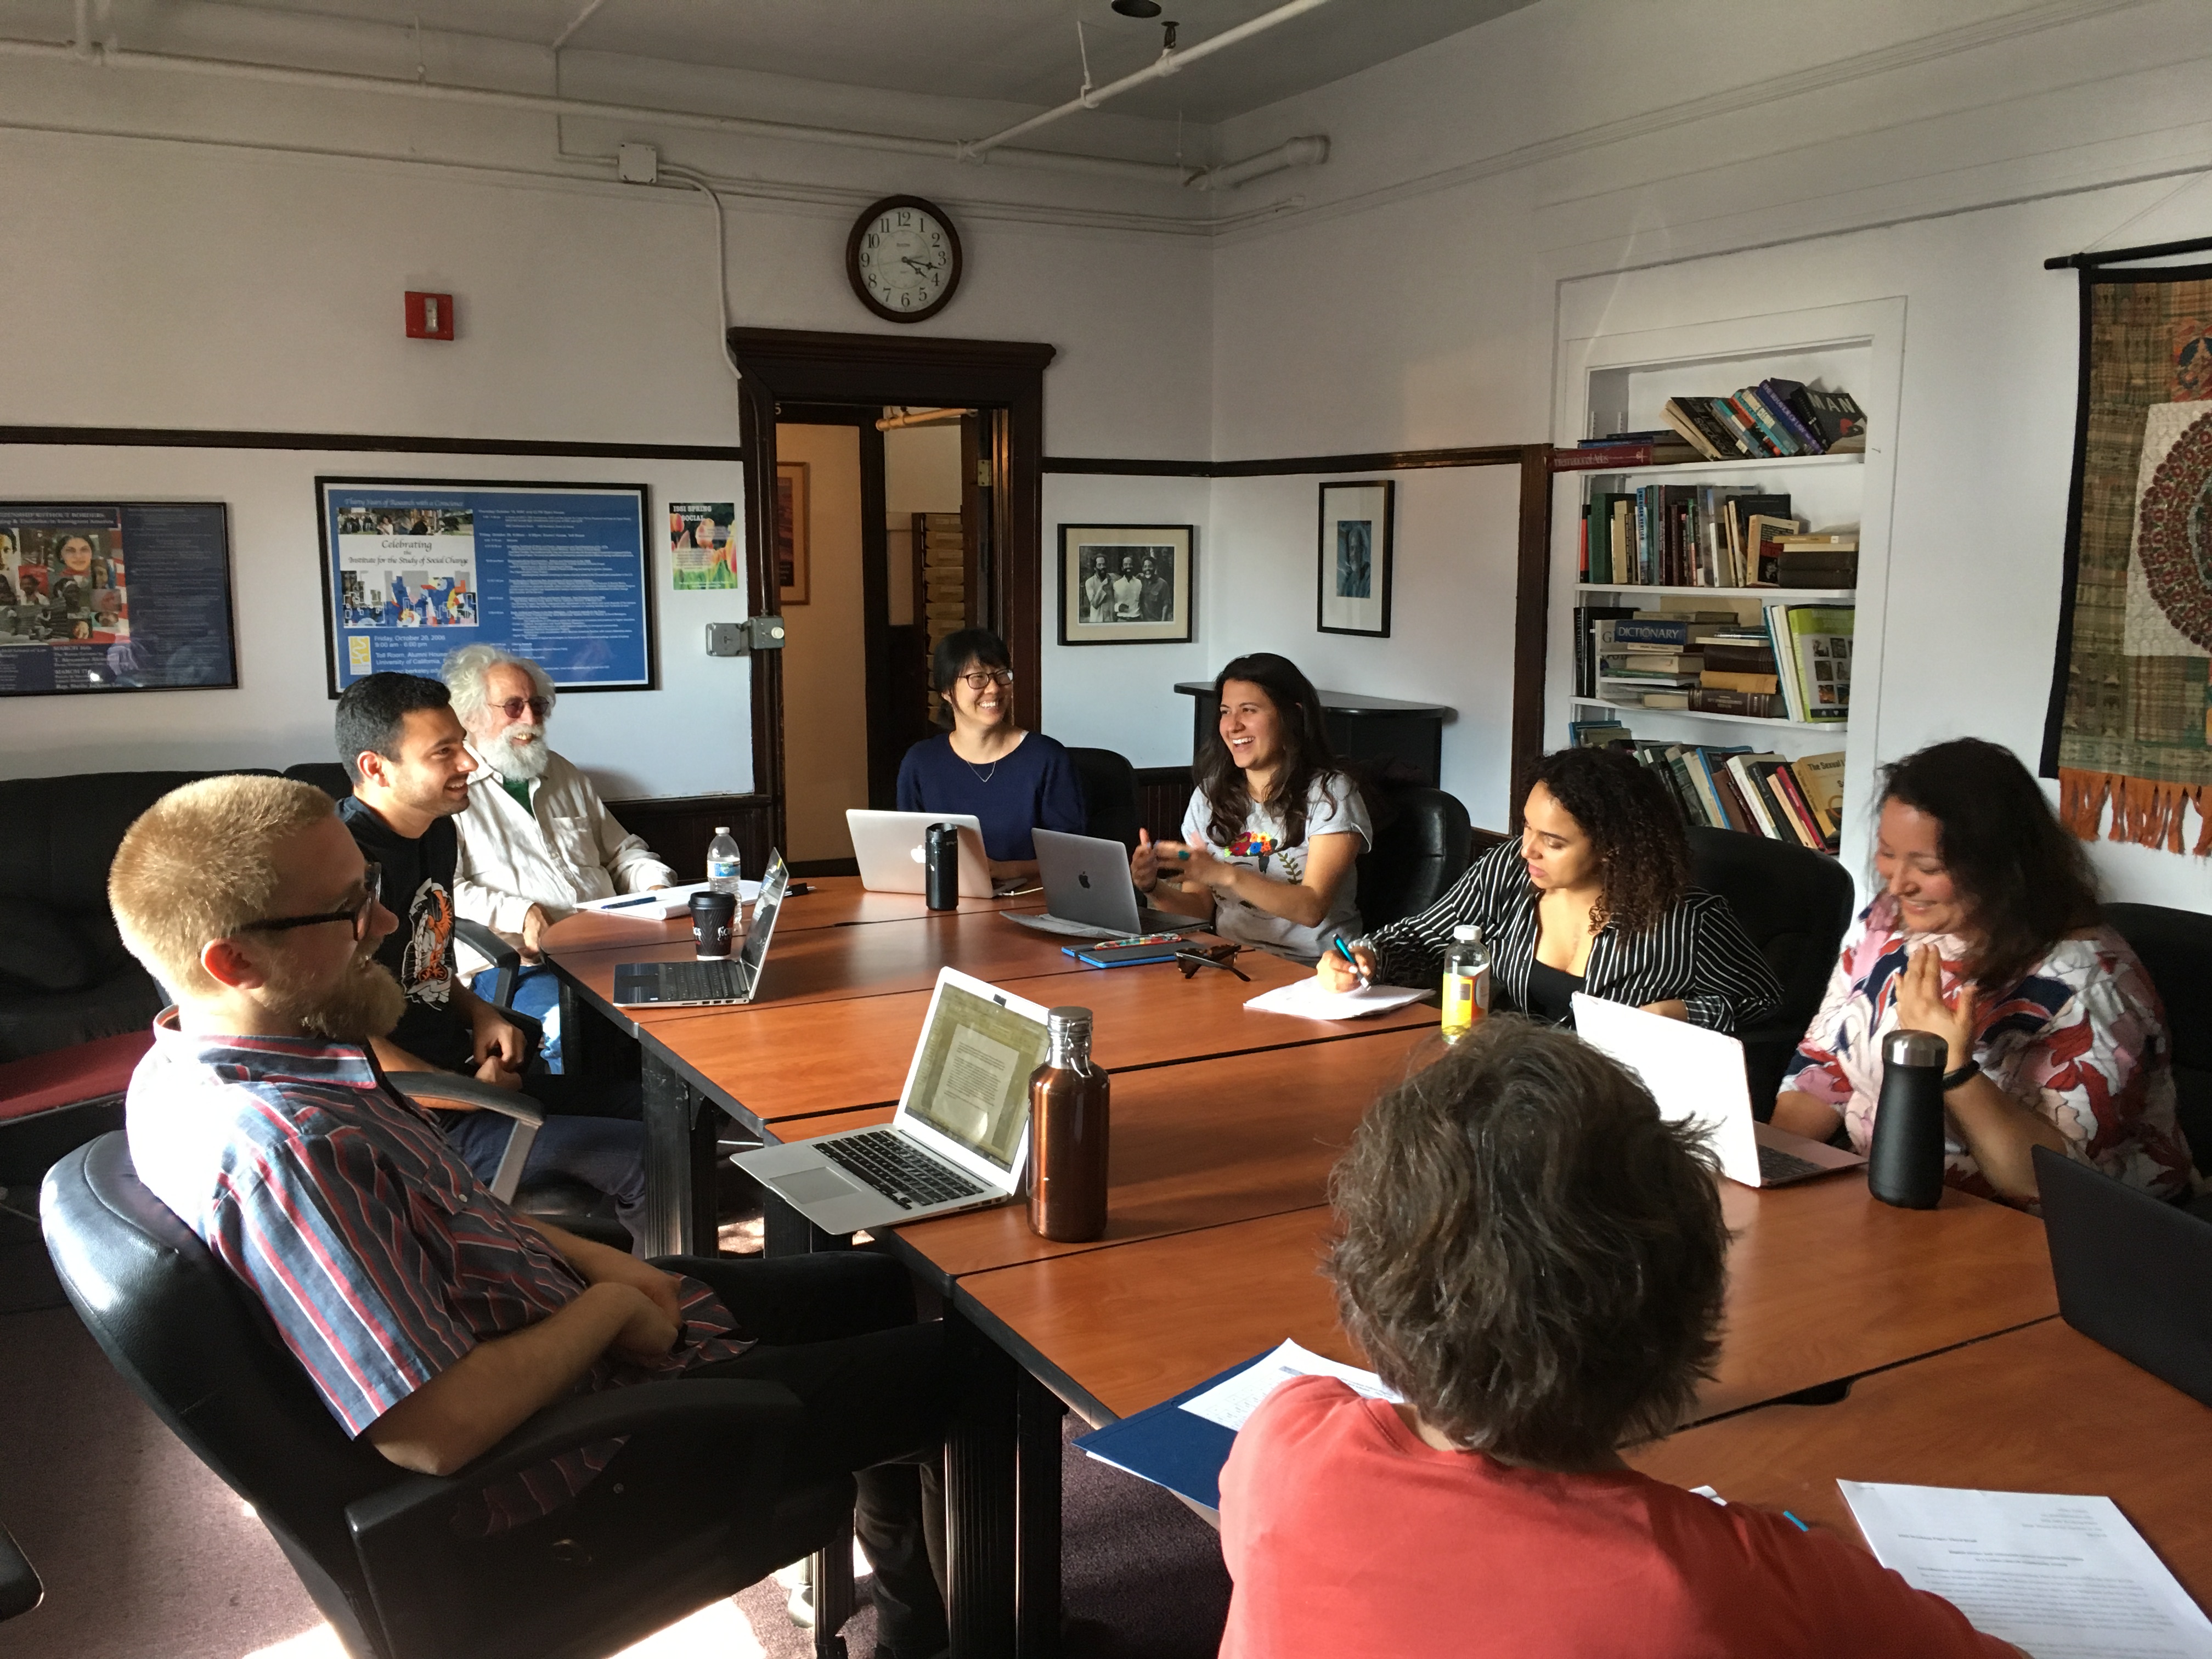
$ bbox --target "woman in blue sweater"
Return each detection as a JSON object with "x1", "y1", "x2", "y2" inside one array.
[{"x1": 895, "y1": 628, "x2": 1086, "y2": 878}]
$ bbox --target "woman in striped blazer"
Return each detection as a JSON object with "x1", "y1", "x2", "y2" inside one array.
[{"x1": 1321, "y1": 746, "x2": 1781, "y2": 1032}]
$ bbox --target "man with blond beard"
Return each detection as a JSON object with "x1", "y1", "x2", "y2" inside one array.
[{"x1": 109, "y1": 777, "x2": 951, "y2": 1656}]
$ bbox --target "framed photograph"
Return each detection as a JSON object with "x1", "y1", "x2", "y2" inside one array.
[
  {"x1": 777, "y1": 461, "x2": 810, "y2": 606},
  {"x1": 318, "y1": 477, "x2": 653, "y2": 695},
  {"x1": 0, "y1": 501, "x2": 239, "y2": 697},
  {"x1": 1317, "y1": 479, "x2": 1395, "y2": 637},
  {"x1": 1058, "y1": 524, "x2": 1195, "y2": 645}
]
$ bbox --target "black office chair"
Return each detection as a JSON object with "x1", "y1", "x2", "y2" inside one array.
[
  {"x1": 1357, "y1": 787, "x2": 1472, "y2": 932},
  {"x1": 283, "y1": 762, "x2": 357, "y2": 803},
  {"x1": 2104, "y1": 903, "x2": 2212, "y2": 1182},
  {"x1": 1685, "y1": 826, "x2": 1856, "y2": 1119},
  {"x1": 0, "y1": 1522, "x2": 37, "y2": 1623},
  {"x1": 41, "y1": 1135, "x2": 858, "y2": 1659},
  {"x1": 1065, "y1": 747, "x2": 1141, "y2": 853}
]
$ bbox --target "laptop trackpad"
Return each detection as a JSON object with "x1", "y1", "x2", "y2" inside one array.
[{"x1": 770, "y1": 1167, "x2": 861, "y2": 1205}]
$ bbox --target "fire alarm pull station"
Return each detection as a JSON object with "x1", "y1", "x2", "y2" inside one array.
[{"x1": 405, "y1": 292, "x2": 455, "y2": 340}]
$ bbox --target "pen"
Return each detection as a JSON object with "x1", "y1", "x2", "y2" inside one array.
[
  {"x1": 1781, "y1": 1510, "x2": 1810, "y2": 1533},
  {"x1": 1330, "y1": 935, "x2": 1372, "y2": 989},
  {"x1": 600, "y1": 895, "x2": 658, "y2": 910}
]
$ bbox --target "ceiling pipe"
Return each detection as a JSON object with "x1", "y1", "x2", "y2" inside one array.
[
  {"x1": 1187, "y1": 133, "x2": 1326, "y2": 191},
  {"x1": 71, "y1": 0, "x2": 94, "y2": 58},
  {"x1": 957, "y1": 0, "x2": 1336, "y2": 163},
  {"x1": 549, "y1": 0, "x2": 610, "y2": 52},
  {"x1": 0, "y1": 35, "x2": 1201, "y2": 184},
  {"x1": 876, "y1": 407, "x2": 967, "y2": 432}
]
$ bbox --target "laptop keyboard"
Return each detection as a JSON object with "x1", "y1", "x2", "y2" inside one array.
[
  {"x1": 819, "y1": 1131, "x2": 987, "y2": 1211},
  {"x1": 650, "y1": 961, "x2": 746, "y2": 1003},
  {"x1": 1757, "y1": 1143, "x2": 1825, "y2": 1184}
]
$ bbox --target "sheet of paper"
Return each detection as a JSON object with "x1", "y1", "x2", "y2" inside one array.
[
  {"x1": 572, "y1": 879, "x2": 758, "y2": 918},
  {"x1": 1179, "y1": 1339, "x2": 1401, "y2": 1431},
  {"x1": 1243, "y1": 978, "x2": 1429, "y2": 1020},
  {"x1": 1841, "y1": 1481, "x2": 2212, "y2": 1658}
]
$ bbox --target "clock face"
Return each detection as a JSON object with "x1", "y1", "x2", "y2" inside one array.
[{"x1": 848, "y1": 196, "x2": 962, "y2": 323}]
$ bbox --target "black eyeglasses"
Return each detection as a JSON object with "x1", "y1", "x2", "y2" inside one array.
[
  {"x1": 956, "y1": 670, "x2": 1015, "y2": 692},
  {"x1": 493, "y1": 696, "x2": 553, "y2": 720},
  {"x1": 1176, "y1": 941, "x2": 1250, "y2": 982},
  {"x1": 238, "y1": 865, "x2": 382, "y2": 941}
]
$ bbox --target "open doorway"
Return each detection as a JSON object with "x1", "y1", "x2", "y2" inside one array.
[{"x1": 729, "y1": 329, "x2": 1054, "y2": 870}]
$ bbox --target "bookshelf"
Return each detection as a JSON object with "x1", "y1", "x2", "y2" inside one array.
[{"x1": 1547, "y1": 300, "x2": 1906, "y2": 878}]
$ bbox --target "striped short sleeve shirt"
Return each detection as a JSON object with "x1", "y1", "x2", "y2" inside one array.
[{"x1": 125, "y1": 1014, "x2": 752, "y2": 1440}]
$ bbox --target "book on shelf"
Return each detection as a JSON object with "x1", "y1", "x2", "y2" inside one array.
[
  {"x1": 1572, "y1": 604, "x2": 1635, "y2": 698},
  {"x1": 1625, "y1": 743, "x2": 1844, "y2": 851},
  {"x1": 1555, "y1": 441, "x2": 1699, "y2": 471},
  {"x1": 1588, "y1": 382, "x2": 1867, "y2": 468},
  {"x1": 1787, "y1": 385, "x2": 1867, "y2": 452},
  {"x1": 1761, "y1": 602, "x2": 1854, "y2": 723},
  {"x1": 1570, "y1": 718, "x2": 1632, "y2": 748},
  {"x1": 1638, "y1": 690, "x2": 1691, "y2": 709},
  {"x1": 1746, "y1": 514, "x2": 1803, "y2": 585},
  {"x1": 1690, "y1": 686, "x2": 1786, "y2": 718},
  {"x1": 1599, "y1": 615, "x2": 1734, "y2": 649},
  {"x1": 1722, "y1": 494, "x2": 1792, "y2": 586},
  {"x1": 1701, "y1": 669, "x2": 1780, "y2": 694}
]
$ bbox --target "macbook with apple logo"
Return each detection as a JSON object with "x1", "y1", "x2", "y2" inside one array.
[{"x1": 1004, "y1": 827, "x2": 1208, "y2": 941}]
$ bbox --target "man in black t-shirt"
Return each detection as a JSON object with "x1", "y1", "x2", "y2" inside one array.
[{"x1": 334, "y1": 674, "x2": 645, "y2": 1239}]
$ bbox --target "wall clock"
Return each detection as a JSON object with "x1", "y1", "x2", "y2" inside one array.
[{"x1": 847, "y1": 195, "x2": 962, "y2": 323}]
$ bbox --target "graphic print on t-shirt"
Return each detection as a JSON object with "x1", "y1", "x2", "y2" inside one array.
[
  {"x1": 1226, "y1": 830, "x2": 1281, "y2": 860},
  {"x1": 400, "y1": 877, "x2": 454, "y2": 1007}
]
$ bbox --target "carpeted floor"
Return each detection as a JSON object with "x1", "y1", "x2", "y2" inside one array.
[{"x1": 0, "y1": 1238, "x2": 1231, "y2": 1659}]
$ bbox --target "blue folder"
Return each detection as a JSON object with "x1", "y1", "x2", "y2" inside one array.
[{"x1": 1069, "y1": 1350, "x2": 1273, "y2": 1513}]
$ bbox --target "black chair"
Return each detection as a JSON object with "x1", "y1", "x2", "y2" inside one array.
[
  {"x1": 2104, "y1": 903, "x2": 2212, "y2": 1178},
  {"x1": 0, "y1": 1522, "x2": 38, "y2": 1623},
  {"x1": 1065, "y1": 747, "x2": 1141, "y2": 853},
  {"x1": 283, "y1": 761, "x2": 357, "y2": 803},
  {"x1": 1685, "y1": 826, "x2": 1856, "y2": 1119},
  {"x1": 42, "y1": 1135, "x2": 858, "y2": 1659},
  {"x1": 1357, "y1": 787, "x2": 1472, "y2": 932}
]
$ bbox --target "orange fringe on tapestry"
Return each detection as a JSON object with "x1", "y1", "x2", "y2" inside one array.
[{"x1": 2057, "y1": 768, "x2": 2212, "y2": 853}]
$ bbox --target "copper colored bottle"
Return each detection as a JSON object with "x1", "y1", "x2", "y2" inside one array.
[{"x1": 1028, "y1": 1007, "x2": 1110, "y2": 1242}]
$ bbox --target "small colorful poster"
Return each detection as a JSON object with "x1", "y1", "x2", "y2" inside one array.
[{"x1": 669, "y1": 501, "x2": 740, "y2": 590}]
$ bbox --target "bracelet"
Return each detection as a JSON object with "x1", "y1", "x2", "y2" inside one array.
[{"x1": 1940, "y1": 1060, "x2": 1980, "y2": 1091}]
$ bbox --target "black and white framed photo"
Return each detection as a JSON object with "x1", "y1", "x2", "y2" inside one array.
[
  {"x1": 1316, "y1": 479, "x2": 1394, "y2": 637},
  {"x1": 1058, "y1": 523, "x2": 1195, "y2": 645}
]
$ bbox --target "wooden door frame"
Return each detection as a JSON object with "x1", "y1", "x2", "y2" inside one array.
[{"x1": 729, "y1": 328, "x2": 1056, "y2": 853}]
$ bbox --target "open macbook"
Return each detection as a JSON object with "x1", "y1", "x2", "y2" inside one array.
[
  {"x1": 611, "y1": 854, "x2": 791, "y2": 1009},
  {"x1": 2037, "y1": 1146, "x2": 2212, "y2": 1407},
  {"x1": 1571, "y1": 993, "x2": 1865, "y2": 1188},
  {"x1": 1002, "y1": 826, "x2": 1207, "y2": 941},
  {"x1": 847, "y1": 809, "x2": 997, "y2": 900},
  {"x1": 732, "y1": 968, "x2": 1054, "y2": 1235}
]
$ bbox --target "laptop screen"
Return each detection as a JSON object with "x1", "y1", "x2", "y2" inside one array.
[
  {"x1": 737, "y1": 856, "x2": 789, "y2": 982},
  {"x1": 902, "y1": 981, "x2": 1053, "y2": 1172}
]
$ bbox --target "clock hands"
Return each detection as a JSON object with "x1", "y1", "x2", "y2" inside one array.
[{"x1": 901, "y1": 255, "x2": 943, "y2": 276}]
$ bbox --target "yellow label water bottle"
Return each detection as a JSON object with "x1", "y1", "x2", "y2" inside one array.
[{"x1": 1441, "y1": 923, "x2": 1491, "y2": 1043}]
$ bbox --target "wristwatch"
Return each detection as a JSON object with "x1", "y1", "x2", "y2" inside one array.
[{"x1": 1940, "y1": 1059, "x2": 1980, "y2": 1091}]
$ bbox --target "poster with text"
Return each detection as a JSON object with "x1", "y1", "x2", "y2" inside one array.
[
  {"x1": 0, "y1": 501, "x2": 238, "y2": 696},
  {"x1": 669, "y1": 501, "x2": 740, "y2": 590},
  {"x1": 319, "y1": 479, "x2": 653, "y2": 693}
]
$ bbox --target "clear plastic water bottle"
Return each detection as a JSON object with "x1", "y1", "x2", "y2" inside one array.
[
  {"x1": 1441, "y1": 923, "x2": 1492, "y2": 1044},
  {"x1": 707, "y1": 826, "x2": 742, "y2": 897}
]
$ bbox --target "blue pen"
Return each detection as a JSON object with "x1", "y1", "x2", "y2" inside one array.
[
  {"x1": 1330, "y1": 935, "x2": 1372, "y2": 989},
  {"x1": 599, "y1": 894, "x2": 658, "y2": 910},
  {"x1": 1781, "y1": 1510, "x2": 1810, "y2": 1533}
]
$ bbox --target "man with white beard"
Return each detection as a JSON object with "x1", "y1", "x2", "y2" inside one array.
[{"x1": 444, "y1": 644, "x2": 674, "y2": 1068}]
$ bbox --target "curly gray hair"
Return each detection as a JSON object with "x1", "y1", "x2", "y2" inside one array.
[{"x1": 442, "y1": 644, "x2": 556, "y2": 724}]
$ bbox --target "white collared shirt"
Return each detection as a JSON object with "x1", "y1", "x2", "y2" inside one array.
[{"x1": 451, "y1": 741, "x2": 674, "y2": 962}]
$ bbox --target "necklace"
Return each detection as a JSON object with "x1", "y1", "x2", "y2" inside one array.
[{"x1": 965, "y1": 757, "x2": 998, "y2": 784}]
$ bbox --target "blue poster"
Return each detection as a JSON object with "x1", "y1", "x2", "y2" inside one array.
[
  {"x1": 0, "y1": 501, "x2": 237, "y2": 697},
  {"x1": 318, "y1": 478, "x2": 652, "y2": 692}
]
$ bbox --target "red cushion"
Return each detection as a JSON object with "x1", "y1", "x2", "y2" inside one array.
[{"x1": 0, "y1": 1029, "x2": 157, "y2": 1121}]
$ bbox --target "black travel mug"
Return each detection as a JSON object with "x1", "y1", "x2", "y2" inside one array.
[
  {"x1": 690, "y1": 890, "x2": 737, "y2": 960},
  {"x1": 925, "y1": 821, "x2": 960, "y2": 911},
  {"x1": 1868, "y1": 1028, "x2": 1949, "y2": 1209}
]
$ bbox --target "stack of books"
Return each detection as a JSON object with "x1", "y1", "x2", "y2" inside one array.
[
  {"x1": 1771, "y1": 532, "x2": 1858, "y2": 589},
  {"x1": 1573, "y1": 602, "x2": 1855, "y2": 725},
  {"x1": 1658, "y1": 380, "x2": 1868, "y2": 461},
  {"x1": 1625, "y1": 743, "x2": 1846, "y2": 853},
  {"x1": 1762, "y1": 602, "x2": 1854, "y2": 723},
  {"x1": 1694, "y1": 628, "x2": 1786, "y2": 719},
  {"x1": 1587, "y1": 611, "x2": 1737, "y2": 706}
]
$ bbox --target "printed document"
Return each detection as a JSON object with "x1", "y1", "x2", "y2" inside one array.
[
  {"x1": 1180, "y1": 1339, "x2": 1402, "y2": 1432},
  {"x1": 1243, "y1": 979, "x2": 1428, "y2": 1020},
  {"x1": 1840, "y1": 1481, "x2": 2212, "y2": 1657}
]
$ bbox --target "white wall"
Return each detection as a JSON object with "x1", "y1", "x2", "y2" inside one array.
[{"x1": 884, "y1": 422, "x2": 963, "y2": 629}]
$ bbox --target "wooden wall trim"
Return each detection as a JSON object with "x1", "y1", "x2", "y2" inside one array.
[
  {"x1": 1509, "y1": 444, "x2": 1555, "y2": 830},
  {"x1": 1042, "y1": 445, "x2": 1525, "y2": 477},
  {"x1": 0, "y1": 424, "x2": 742, "y2": 459}
]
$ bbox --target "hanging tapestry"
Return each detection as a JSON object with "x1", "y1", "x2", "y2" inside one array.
[{"x1": 2041, "y1": 262, "x2": 2212, "y2": 851}]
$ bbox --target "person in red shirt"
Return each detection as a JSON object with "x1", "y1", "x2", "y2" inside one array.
[{"x1": 1216, "y1": 1018, "x2": 2022, "y2": 1659}]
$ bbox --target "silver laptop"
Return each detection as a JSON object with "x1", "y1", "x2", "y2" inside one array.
[
  {"x1": 732, "y1": 968, "x2": 1053, "y2": 1234},
  {"x1": 1003, "y1": 826, "x2": 1207, "y2": 941},
  {"x1": 1571, "y1": 993, "x2": 1865, "y2": 1188},
  {"x1": 610, "y1": 855, "x2": 791, "y2": 1008},
  {"x1": 847, "y1": 809, "x2": 997, "y2": 900}
]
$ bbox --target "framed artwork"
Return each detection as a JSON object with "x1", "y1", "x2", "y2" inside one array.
[
  {"x1": 318, "y1": 477, "x2": 653, "y2": 695},
  {"x1": 1316, "y1": 479, "x2": 1395, "y2": 637},
  {"x1": 0, "y1": 501, "x2": 239, "y2": 697},
  {"x1": 777, "y1": 461, "x2": 810, "y2": 606},
  {"x1": 1058, "y1": 523, "x2": 1195, "y2": 645}
]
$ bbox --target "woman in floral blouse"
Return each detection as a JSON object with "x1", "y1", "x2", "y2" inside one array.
[{"x1": 1773, "y1": 738, "x2": 2192, "y2": 1209}]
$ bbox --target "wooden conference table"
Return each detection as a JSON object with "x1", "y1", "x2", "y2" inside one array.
[{"x1": 541, "y1": 885, "x2": 2204, "y2": 1658}]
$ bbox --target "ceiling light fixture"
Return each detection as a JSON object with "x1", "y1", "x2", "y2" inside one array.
[{"x1": 1111, "y1": 1, "x2": 1163, "y2": 16}]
